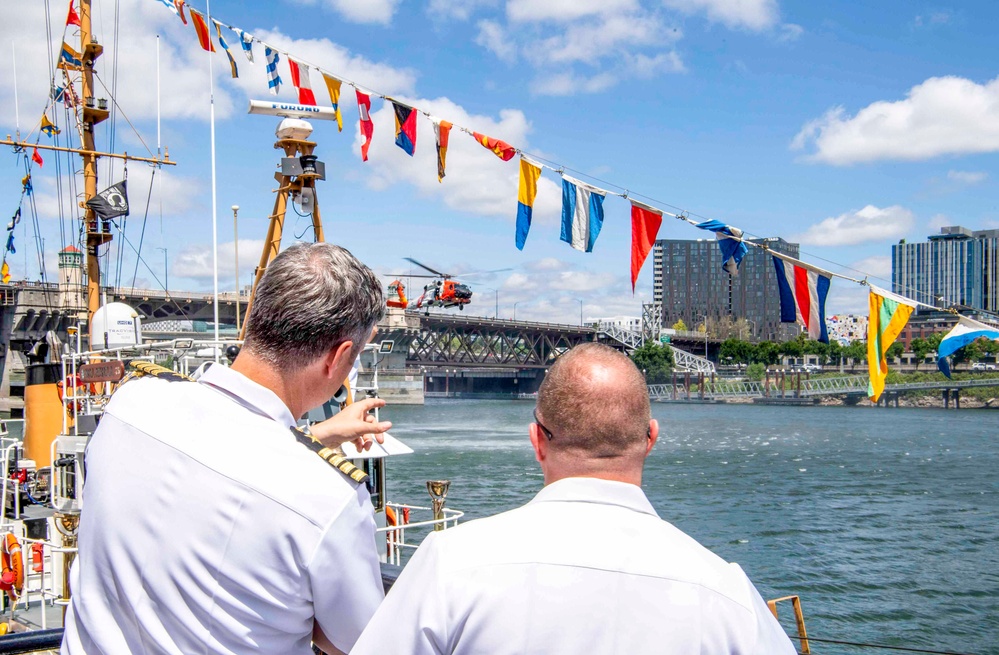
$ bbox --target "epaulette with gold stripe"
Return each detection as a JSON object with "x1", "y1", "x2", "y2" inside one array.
[
  {"x1": 126, "y1": 360, "x2": 194, "y2": 382},
  {"x1": 289, "y1": 427, "x2": 369, "y2": 485}
]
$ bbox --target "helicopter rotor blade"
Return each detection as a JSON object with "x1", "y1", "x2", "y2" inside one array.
[
  {"x1": 458, "y1": 268, "x2": 514, "y2": 279},
  {"x1": 404, "y1": 257, "x2": 447, "y2": 277}
]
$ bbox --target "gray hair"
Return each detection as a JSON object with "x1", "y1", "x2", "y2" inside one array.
[
  {"x1": 242, "y1": 243, "x2": 385, "y2": 372},
  {"x1": 537, "y1": 343, "x2": 651, "y2": 458}
]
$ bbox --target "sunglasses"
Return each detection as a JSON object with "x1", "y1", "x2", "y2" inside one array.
[
  {"x1": 534, "y1": 409, "x2": 652, "y2": 442},
  {"x1": 533, "y1": 408, "x2": 554, "y2": 441}
]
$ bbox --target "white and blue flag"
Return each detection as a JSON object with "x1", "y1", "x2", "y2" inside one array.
[
  {"x1": 695, "y1": 219, "x2": 748, "y2": 275},
  {"x1": 264, "y1": 47, "x2": 282, "y2": 95},
  {"x1": 560, "y1": 175, "x2": 606, "y2": 253},
  {"x1": 233, "y1": 28, "x2": 254, "y2": 63},
  {"x1": 937, "y1": 316, "x2": 999, "y2": 377}
]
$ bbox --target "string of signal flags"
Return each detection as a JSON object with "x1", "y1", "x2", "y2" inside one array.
[{"x1": 51, "y1": 0, "x2": 999, "y2": 403}]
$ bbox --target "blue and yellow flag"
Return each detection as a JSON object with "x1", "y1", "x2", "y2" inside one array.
[
  {"x1": 322, "y1": 73, "x2": 343, "y2": 132},
  {"x1": 58, "y1": 42, "x2": 82, "y2": 69},
  {"x1": 867, "y1": 285, "x2": 916, "y2": 402},
  {"x1": 40, "y1": 114, "x2": 60, "y2": 137},
  {"x1": 214, "y1": 21, "x2": 238, "y2": 78},
  {"x1": 516, "y1": 157, "x2": 541, "y2": 250}
]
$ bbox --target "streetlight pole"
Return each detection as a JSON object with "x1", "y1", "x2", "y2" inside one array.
[
  {"x1": 701, "y1": 314, "x2": 708, "y2": 358},
  {"x1": 484, "y1": 287, "x2": 499, "y2": 318},
  {"x1": 232, "y1": 205, "x2": 241, "y2": 333},
  {"x1": 578, "y1": 299, "x2": 583, "y2": 326},
  {"x1": 156, "y1": 247, "x2": 168, "y2": 296},
  {"x1": 513, "y1": 301, "x2": 521, "y2": 321}
]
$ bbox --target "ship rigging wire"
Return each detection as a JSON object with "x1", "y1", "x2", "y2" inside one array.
[{"x1": 790, "y1": 633, "x2": 975, "y2": 655}]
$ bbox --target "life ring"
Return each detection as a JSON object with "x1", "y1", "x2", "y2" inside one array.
[
  {"x1": 385, "y1": 507, "x2": 409, "y2": 557},
  {"x1": 56, "y1": 375, "x2": 90, "y2": 412},
  {"x1": 0, "y1": 533, "x2": 25, "y2": 601}
]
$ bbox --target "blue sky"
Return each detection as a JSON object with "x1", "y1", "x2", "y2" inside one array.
[{"x1": 2, "y1": 0, "x2": 998, "y2": 323}]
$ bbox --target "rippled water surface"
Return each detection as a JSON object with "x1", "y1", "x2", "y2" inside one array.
[{"x1": 384, "y1": 400, "x2": 998, "y2": 655}]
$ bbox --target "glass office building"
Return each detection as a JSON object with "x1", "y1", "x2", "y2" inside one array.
[{"x1": 892, "y1": 226, "x2": 999, "y2": 313}]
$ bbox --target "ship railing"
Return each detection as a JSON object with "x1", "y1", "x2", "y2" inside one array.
[
  {"x1": 378, "y1": 503, "x2": 463, "y2": 567},
  {"x1": 0, "y1": 536, "x2": 77, "y2": 631}
]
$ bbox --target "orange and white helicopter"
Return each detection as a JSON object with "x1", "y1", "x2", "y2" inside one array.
[{"x1": 387, "y1": 258, "x2": 509, "y2": 314}]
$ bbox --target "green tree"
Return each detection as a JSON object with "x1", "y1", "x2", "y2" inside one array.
[
  {"x1": 826, "y1": 340, "x2": 844, "y2": 367},
  {"x1": 910, "y1": 337, "x2": 932, "y2": 370},
  {"x1": 753, "y1": 341, "x2": 781, "y2": 365},
  {"x1": 746, "y1": 362, "x2": 766, "y2": 381},
  {"x1": 886, "y1": 341, "x2": 904, "y2": 361},
  {"x1": 630, "y1": 342, "x2": 675, "y2": 384},
  {"x1": 843, "y1": 339, "x2": 866, "y2": 364},
  {"x1": 720, "y1": 338, "x2": 753, "y2": 364},
  {"x1": 672, "y1": 319, "x2": 688, "y2": 332}
]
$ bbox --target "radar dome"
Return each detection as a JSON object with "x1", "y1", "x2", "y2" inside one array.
[{"x1": 90, "y1": 302, "x2": 142, "y2": 350}]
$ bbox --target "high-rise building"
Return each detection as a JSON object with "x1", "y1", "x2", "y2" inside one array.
[
  {"x1": 892, "y1": 226, "x2": 999, "y2": 313},
  {"x1": 651, "y1": 236, "x2": 800, "y2": 341}
]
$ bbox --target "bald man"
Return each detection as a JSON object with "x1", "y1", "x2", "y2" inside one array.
[{"x1": 351, "y1": 343, "x2": 795, "y2": 655}]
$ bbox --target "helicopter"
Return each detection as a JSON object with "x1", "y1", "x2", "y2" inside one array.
[{"x1": 390, "y1": 258, "x2": 510, "y2": 314}]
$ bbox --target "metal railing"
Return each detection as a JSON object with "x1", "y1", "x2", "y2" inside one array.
[{"x1": 379, "y1": 502, "x2": 463, "y2": 566}]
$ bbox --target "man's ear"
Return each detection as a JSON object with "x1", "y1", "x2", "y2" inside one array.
[
  {"x1": 645, "y1": 419, "x2": 659, "y2": 457},
  {"x1": 324, "y1": 340, "x2": 355, "y2": 379},
  {"x1": 529, "y1": 423, "x2": 546, "y2": 464}
]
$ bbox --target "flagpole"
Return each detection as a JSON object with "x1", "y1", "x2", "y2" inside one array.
[
  {"x1": 156, "y1": 35, "x2": 161, "y2": 158},
  {"x1": 206, "y1": 0, "x2": 220, "y2": 352},
  {"x1": 11, "y1": 44, "x2": 19, "y2": 140}
]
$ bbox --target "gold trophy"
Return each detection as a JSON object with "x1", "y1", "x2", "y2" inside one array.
[{"x1": 426, "y1": 480, "x2": 451, "y2": 531}]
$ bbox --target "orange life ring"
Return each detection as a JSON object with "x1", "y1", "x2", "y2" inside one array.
[
  {"x1": 0, "y1": 534, "x2": 25, "y2": 601},
  {"x1": 56, "y1": 375, "x2": 91, "y2": 412}
]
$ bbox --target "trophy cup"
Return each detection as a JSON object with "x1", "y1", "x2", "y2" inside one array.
[{"x1": 426, "y1": 480, "x2": 451, "y2": 531}]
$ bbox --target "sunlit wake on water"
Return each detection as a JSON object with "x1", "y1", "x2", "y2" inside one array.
[{"x1": 385, "y1": 400, "x2": 998, "y2": 655}]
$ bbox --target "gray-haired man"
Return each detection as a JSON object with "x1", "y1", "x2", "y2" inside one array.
[{"x1": 64, "y1": 243, "x2": 391, "y2": 655}]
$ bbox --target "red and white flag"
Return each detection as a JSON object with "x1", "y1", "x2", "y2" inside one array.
[
  {"x1": 356, "y1": 89, "x2": 373, "y2": 162},
  {"x1": 287, "y1": 58, "x2": 316, "y2": 106}
]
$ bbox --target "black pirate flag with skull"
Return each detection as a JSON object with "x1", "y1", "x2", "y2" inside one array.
[{"x1": 86, "y1": 181, "x2": 129, "y2": 220}]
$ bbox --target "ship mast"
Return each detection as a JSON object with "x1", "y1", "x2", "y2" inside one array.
[{"x1": 78, "y1": 0, "x2": 110, "y2": 324}]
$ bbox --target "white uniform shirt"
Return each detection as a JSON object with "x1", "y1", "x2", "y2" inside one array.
[
  {"x1": 62, "y1": 364, "x2": 384, "y2": 655},
  {"x1": 352, "y1": 477, "x2": 795, "y2": 655}
]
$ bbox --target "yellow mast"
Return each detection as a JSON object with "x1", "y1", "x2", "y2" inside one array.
[{"x1": 78, "y1": 0, "x2": 112, "y2": 324}]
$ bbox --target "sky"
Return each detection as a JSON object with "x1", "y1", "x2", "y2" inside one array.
[{"x1": 2, "y1": 0, "x2": 998, "y2": 324}]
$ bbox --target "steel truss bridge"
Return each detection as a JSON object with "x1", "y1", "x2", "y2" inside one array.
[
  {"x1": 1, "y1": 283, "x2": 712, "y2": 373},
  {"x1": 408, "y1": 313, "x2": 714, "y2": 372},
  {"x1": 648, "y1": 374, "x2": 999, "y2": 402}
]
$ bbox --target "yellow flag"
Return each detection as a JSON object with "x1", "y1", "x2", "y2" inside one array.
[
  {"x1": 866, "y1": 285, "x2": 916, "y2": 402},
  {"x1": 1, "y1": 262, "x2": 10, "y2": 284},
  {"x1": 322, "y1": 73, "x2": 343, "y2": 132}
]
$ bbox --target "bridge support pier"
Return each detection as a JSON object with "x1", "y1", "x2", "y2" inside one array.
[
  {"x1": 955, "y1": 389, "x2": 960, "y2": 409},
  {"x1": 942, "y1": 389, "x2": 949, "y2": 409}
]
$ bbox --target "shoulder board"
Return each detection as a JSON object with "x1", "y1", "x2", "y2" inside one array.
[
  {"x1": 126, "y1": 360, "x2": 193, "y2": 383},
  {"x1": 289, "y1": 427, "x2": 369, "y2": 485}
]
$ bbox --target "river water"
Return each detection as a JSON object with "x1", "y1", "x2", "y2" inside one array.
[{"x1": 384, "y1": 400, "x2": 998, "y2": 655}]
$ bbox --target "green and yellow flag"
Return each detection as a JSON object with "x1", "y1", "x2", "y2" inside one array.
[{"x1": 867, "y1": 285, "x2": 916, "y2": 402}]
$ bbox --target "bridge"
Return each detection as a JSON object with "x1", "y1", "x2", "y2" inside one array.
[{"x1": 649, "y1": 373, "x2": 999, "y2": 407}]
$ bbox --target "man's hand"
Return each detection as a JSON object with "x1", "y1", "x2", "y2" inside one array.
[{"x1": 308, "y1": 398, "x2": 392, "y2": 452}]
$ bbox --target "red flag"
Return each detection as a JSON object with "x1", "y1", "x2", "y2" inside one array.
[
  {"x1": 472, "y1": 132, "x2": 516, "y2": 161},
  {"x1": 287, "y1": 58, "x2": 317, "y2": 106},
  {"x1": 31, "y1": 147, "x2": 43, "y2": 167},
  {"x1": 189, "y1": 9, "x2": 215, "y2": 52},
  {"x1": 66, "y1": 0, "x2": 80, "y2": 26},
  {"x1": 174, "y1": 0, "x2": 188, "y2": 25},
  {"x1": 356, "y1": 89, "x2": 373, "y2": 162},
  {"x1": 630, "y1": 200, "x2": 663, "y2": 293}
]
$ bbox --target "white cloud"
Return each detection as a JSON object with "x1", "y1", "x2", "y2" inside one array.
[
  {"x1": 429, "y1": 0, "x2": 499, "y2": 21},
  {"x1": 850, "y1": 255, "x2": 892, "y2": 279},
  {"x1": 507, "y1": 0, "x2": 639, "y2": 22},
  {"x1": 791, "y1": 76, "x2": 999, "y2": 165},
  {"x1": 294, "y1": 0, "x2": 401, "y2": 25},
  {"x1": 530, "y1": 72, "x2": 619, "y2": 96},
  {"x1": 778, "y1": 23, "x2": 804, "y2": 41},
  {"x1": 531, "y1": 14, "x2": 677, "y2": 66},
  {"x1": 793, "y1": 205, "x2": 915, "y2": 246},
  {"x1": 356, "y1": 98, "x2": 562, "y2": 223},
  {"x1": 235, "y1": 29, "x2": 417, "y2": 100},
  {"x1": 927, "y1": 214, "x2": 952, "y2": 231},
  {"x1": 662, "y1": 0, "x2": 779, "y2": 30},
  {"x1": 475, "y1": 20, "x2": 517, "y2": 62},
  {"x1": 0, "y1": 0, "x2": 235, "y2": 129},
  {"x1": 173, "y1": 239, "x2": 265, "y2": 281},
  {"x1": 946, "y1": 170, "x2": 988, "y2": 185}
]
